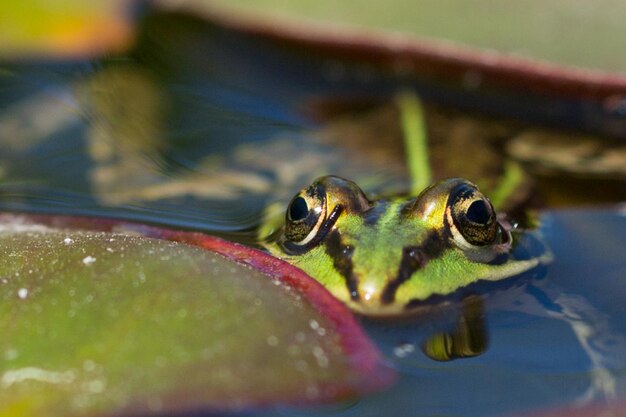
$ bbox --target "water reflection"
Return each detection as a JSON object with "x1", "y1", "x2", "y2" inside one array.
[
  {"x1": 421, "y1": 295, "x2": 489, "y2": 362},
  {"x1": 0, "y1": 57, "x2": 411, "y2": 233}
]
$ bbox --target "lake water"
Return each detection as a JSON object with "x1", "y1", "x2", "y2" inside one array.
[{"x1": 1, "y1": 10, "x2": 625, "y2": 417}]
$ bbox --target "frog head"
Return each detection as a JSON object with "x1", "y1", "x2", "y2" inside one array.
[{"x1": 263, "y1": 175, "x2": 548, "y2": 316}]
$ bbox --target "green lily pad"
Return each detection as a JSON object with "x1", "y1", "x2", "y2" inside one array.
[
  {"x1": 208, "y1": 0, "x2": 626, "y2": 72},
  {"x1": 0, "y1": 1, "x2": 135, "y2": 58},
  {"x1": 0, "y1": 214, "x2": 392, "y2": 416}
]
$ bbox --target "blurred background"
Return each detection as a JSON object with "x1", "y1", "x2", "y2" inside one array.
[{"x1": 218, "y1": 0, "x2": 626, "y2": 71}]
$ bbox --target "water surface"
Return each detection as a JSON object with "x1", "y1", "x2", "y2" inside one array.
[{"x1": 1, "y1": 11, "x2": 625, "y2": 417}]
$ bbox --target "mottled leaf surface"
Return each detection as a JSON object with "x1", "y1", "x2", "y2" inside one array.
[{"x1": 0, "y1": 215, "x2": 392, "y2": 416}]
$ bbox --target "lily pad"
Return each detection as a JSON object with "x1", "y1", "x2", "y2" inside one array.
[
  {"x1": 210, "y1": 0, "x2": 626, "y2": 72},
  {"x1": 0, "y1": 214, "x2": 393, "y2": 416},
  {"x1": 0, "y1": 1, "x2": 135, "y2": 58}
]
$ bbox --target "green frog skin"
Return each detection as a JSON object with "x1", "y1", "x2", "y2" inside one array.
[{"x1": 262, "y1": 175, "x2": 548, "y2": 317}]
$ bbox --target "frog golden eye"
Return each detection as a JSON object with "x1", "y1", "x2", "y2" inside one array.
[
  {"x1": 284, "y1": 191, "x2": 327, "y2": 245},
  {"x1": 447, "y1": 185, "x2": 498, "y2": 247},
  {"x1": 281, "y1": 176, "x2": 361, "y2": 255},
  {"x1": 288, "y1": 196, "x2": 309, "y2": 222}
]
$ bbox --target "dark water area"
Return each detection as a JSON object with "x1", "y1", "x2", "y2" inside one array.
[
  {"x1": 0, "y1": 56, "x2": 298, "y2": 233},
  {"x1": 1, "y1": 9, "x2": 626, "y2": 417}
]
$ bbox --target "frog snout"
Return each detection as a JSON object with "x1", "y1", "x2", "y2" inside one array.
[{"x1": 356, "y1": 284, "x2": 382, "y2": 304}]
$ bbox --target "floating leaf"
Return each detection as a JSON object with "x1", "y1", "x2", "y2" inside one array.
[
  {"x1": 0, "y1": 214, "x2": 393, "y2": 416},
  {"x1": 205, "y1": 0, "x2": 626, "y2": 71},
  {"x1": 0, "y1": 1, "x2": 136, "y2": 58}
]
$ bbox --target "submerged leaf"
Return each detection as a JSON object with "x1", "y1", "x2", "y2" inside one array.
[{"x1": 0, "y1": 214, "x2": 392, "y2": 416}]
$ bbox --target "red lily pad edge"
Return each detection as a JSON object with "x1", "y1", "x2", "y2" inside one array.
[{"x1": 0, "y1": 212, "x2": 395, "y2": 411}]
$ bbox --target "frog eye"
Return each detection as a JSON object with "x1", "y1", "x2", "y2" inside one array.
[
  {"x1": 284, "y1": 190, "x2": 327, "y2": 245},
  {"x1": 281, "y1": 176, "x2": 362, "y2": 255},
  {"x1": 447, "y1": 184, "x2": 499, "y2": 248},
  {"x1": 288, "y1": 196, "x2": 309, "y2": 222}
]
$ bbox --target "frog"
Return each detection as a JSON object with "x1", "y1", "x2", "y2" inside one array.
[
  {"x1": 259, "y1": 92, "x2": 550, "y2": 320},
  {"x1": 261, "y1": 174, "x2": 549, "y2": 317}
]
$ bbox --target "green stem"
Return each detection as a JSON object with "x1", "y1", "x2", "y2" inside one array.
[
  {"x1": 396, "y1": 91, "x2": 431, "y2": 195},
  {"x1": 489, "y1": 161, "x2": 524, "y2": 210}
]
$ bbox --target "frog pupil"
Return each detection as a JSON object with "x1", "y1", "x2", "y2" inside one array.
[
  {"x1": 466, "y1": 200, "x2": 491, "y2": 224},
  {"x1": 289, "y1": 196, "x2": 309, "y2": 221}
]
